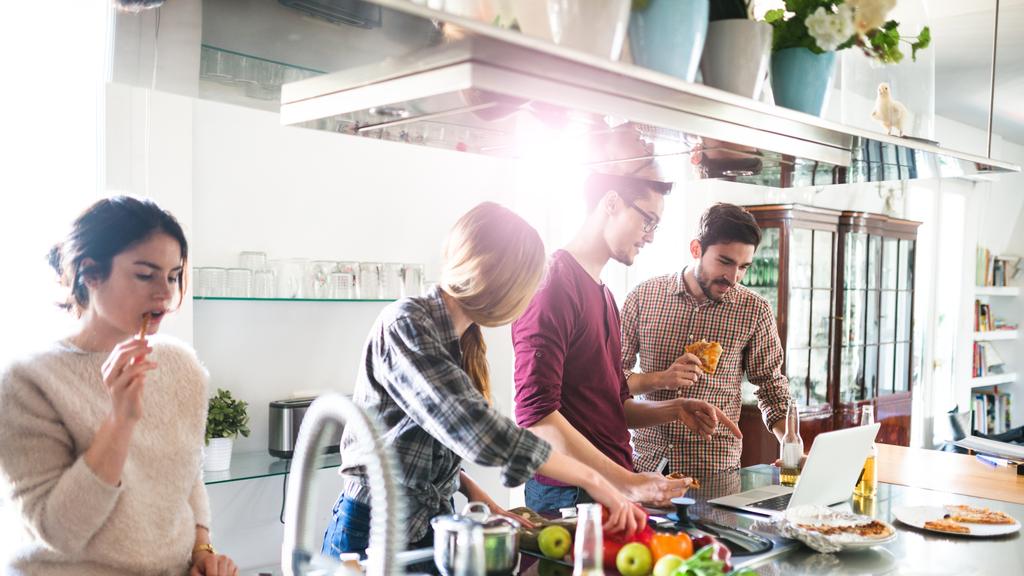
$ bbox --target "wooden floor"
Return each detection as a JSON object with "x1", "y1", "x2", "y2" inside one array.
[{"x1": 877, "y1": 443, "x2": 1024, "y2": 504}]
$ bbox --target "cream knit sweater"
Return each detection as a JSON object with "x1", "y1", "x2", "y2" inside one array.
[{"x1": 0, "y1": 336, "x2": 212, "y2": 576}]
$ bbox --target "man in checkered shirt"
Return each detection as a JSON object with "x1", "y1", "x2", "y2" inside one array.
[{"x1": 621, "y1": 203, "x2": 792, "y2": 478}]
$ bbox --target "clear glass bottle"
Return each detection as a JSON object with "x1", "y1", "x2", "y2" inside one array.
[
  {"x1": 854, "y1": 404, "x2": 879, "y2": 497},
  {"x1": 779, "y1": 400, "x2": 804, "y2": 487},
  {"x1": 573, "y1": 503, "x2": 604, "y2": 576}
]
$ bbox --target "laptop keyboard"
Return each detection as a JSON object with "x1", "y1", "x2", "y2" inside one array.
[{"x1": 749, "y1": 493, "x2": 793, "y2": 511}]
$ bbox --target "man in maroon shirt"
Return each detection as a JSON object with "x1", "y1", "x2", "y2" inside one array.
[{"x1": 513, "y1": 173, "x2": 743, "y2": 512}]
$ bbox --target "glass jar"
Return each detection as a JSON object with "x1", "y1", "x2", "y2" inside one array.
[{"x1": 359, "y1": 262, "x2": 383, "y2": 299}]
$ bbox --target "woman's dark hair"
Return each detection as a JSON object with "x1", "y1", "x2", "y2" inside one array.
[
  {"x1": 48, "y1": 196, "x2": 189, "y2": 316},
  {"x1": 583, "y1": 172, "x2": 673, "y2": 211},
  {"x1": 696, "y1": 203, "x2": 762, "y2": 251}
]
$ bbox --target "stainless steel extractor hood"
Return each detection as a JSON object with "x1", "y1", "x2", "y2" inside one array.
[{"x1": 279, "y1": 0, "x2": 1019, "y2": 187}]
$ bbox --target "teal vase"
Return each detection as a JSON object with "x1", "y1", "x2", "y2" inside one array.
[
  {"x1": 771, "y1": 48, "x2": 837, "y2": 116},
  {"x1": 628, "y1": 0, "x2": 709, "y2": 82}
]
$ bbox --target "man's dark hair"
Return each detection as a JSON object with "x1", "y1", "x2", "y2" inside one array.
[
  {"x1": 696, "y1": 203, "x2": 762, "y2": 251},
  {"x1": 583, "y1": 172, "x2": 673, "y2": 211}
]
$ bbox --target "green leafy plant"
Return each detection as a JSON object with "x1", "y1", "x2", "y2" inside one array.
[
  {"x1": 764, "y1": 0, "x2": 930, "y2": 63},
  {"x1": 205, "y1": 388, "x2": 250, "y2": 442}
]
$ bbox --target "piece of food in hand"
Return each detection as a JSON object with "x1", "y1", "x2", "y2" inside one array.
[
  {"x1": 923, "y1": 519, "x2": 970, "y2": 534},
  {"x1": 537, "y1": 525, "x2": 572, "y2": 560},
  {"x1": 685, "y1": 339, "x2": 723, "y2": 374},
  {"x1": 137, "y1": 313, "x2": 151, "y2": 340},
  {"x1": 943, "y1": 504, "x2": 1016, "y2": 525},
  {"x1": 666, "y1": 472, "x2": 701, "y2": 489},
  {"x1": 615, "y1": 542, "x2": 653, "y2": 576}
]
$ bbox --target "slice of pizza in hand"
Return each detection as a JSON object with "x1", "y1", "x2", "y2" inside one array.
[{"x1": 685, "y1": 339, "x2": 723, "y2": 374}]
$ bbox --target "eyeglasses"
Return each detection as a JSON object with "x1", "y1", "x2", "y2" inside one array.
[{"x1": 625, "y1": 200, "x2": 660, "y2": 234}]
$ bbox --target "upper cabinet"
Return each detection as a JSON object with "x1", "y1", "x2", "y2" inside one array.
[{"x1": 738, "y1": 204, "x2": 919, "y2": 465}]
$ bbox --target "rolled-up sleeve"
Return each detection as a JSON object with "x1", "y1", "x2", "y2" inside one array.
[
  {"x1": 512, "y1": 273, "x2": 577, "y2": 428},
  {"x1": 744, "y1": 299, "x2": 791, "y2": 430},
  {"x1": 0, "y1": 368, "x2": 122, "y2": 554},
  {"x1": 381, "y1": 318, "x2": 552, "y2": 487}
]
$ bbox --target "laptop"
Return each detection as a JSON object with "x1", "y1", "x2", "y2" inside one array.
[{"x1": 708, "y1": 422, "x2": 881, "y2": 516}]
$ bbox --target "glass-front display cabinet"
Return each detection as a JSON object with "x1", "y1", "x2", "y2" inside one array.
[
  {"x1": 833, "y1": 211, "x2": 919, "y2": 446},
  {"x1": 737, "y1": 205, "x2": 919, "y2": 465}
]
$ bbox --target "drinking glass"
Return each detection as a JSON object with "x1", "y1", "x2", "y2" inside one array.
[
  {"x1": 359, "y1": 262, "x2": 382, "y2": 299},
  {"x1": 381, "y1": 263, "x2": 404, "y2": 299},
  {"x1": 309, "y1": 260, "x2": 337, "y2": 299},
  {"x1": 253, "y1": 269, "x2": 276, "y2": 298},
  {"x1": 402, "y1": 264, "x2": 425, "y2": 297},
  {"x1": 238, "y1": 251, "x2": 267, "y2": 271},
  {"x1": 197, "y1": 267, "x2": 226, "y2": 297},
  {"x1": 225, "y1": 268, "x2": 252, "y2": 298}
]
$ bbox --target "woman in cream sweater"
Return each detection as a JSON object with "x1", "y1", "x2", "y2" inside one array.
[{"x1": 0, "y1": 196, "x2": 237, "y2": 576}]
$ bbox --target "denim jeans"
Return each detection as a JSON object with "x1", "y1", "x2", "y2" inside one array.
[
  {"x1": 322, "y1": 494, "x2": 437, "y2": 572},
  {"x1": 524, "y1": 478, "x2": 593, "y2": 513}
]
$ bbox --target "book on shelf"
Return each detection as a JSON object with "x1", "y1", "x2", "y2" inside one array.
[
  {"x1": 976, "y1": 247, "x2": 1021, "y2": 287},
  {"x1": 973, "y1": 299, "x2": 1018, "y2": 333},
  {"x1": 972, "y1": 341, "x2": 1005, "y2": 377},
  {"x1": 972, "y1": 389, "x2": 1014, "y2": 435}
]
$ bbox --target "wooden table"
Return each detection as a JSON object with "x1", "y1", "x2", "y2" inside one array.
[{"x1": 877, "y1": 443, "x2": 1024, "y2": 504}]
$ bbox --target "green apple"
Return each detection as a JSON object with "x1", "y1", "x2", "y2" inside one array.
[
  {"x1": 652, "y1": 553, "x2": 685, "y2": 576},
  {"x1": 537, "y1": 525, "x2": 572, "y2": 560},
  {"x1": 616, "y1": 542, "x2": 654, "y2": 576}
]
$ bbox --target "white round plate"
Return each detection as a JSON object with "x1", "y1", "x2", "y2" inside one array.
[{"x1": 893, "y1": 505, "x2": 1021, "y2": 537}]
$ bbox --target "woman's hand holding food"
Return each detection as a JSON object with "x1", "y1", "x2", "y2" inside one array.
[{"x1": 100, "y1": 337, "x2": 156, "y2": 426}]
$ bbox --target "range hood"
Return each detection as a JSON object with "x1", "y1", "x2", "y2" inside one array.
[{"x1": 280, "y1": 0, "x2": 1019, "y2": 187}]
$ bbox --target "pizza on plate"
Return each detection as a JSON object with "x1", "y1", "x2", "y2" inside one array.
[
  {"x1": 944, "y1": 505, "x2": 1016, "y2": 525},
  {"x1": 797, "y1": 520, "x2": 894, "y2": 538},
  {"x1": 923, "y1": 519, "x2": 971, "y2": 534}
]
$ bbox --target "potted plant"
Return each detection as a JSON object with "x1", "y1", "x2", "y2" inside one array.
[
  {"x1": 699, "y1": 0, "x2": 773, "y2": 99},
  {"x1": 204, "y1": 388, "x2": 251, "y2": 472},
  {"x1": 627, "y1": 0, "x2": 709, "y2": 82},
  {"x1": 766, "y1": 0, "x2": 931, "y2": 116}
]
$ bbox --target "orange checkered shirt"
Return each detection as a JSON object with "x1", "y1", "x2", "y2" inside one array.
[{"x1": 621, "y1": 269, "x2": 790, "y2": 478}]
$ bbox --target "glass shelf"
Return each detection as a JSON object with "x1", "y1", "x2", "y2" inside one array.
[
  {"x1": 203, "y1": 451, "x2": 340, "y2": 485},
  {"x1": 193, "y1": 296, "x2": 396, "y2": 303}
]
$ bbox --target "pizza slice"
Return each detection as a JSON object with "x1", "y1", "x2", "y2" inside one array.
[
  {"x1": 923, "y1": 519, "x2": 971, "y2": 534},
  {"x1": 666, "y1": 472, "x2": 700, "y2": 489},
  {"x1": 685, "y1": 339, "x2": 723, "y2": 375},
  {"x1": 944, "y1": 505, "x2": 1016, "y2": 525}
]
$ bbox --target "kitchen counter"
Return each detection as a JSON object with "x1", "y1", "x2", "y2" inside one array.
[
  {"x1": 515, "y1": 452, "x2": 1023, "y2": 576},
  {"x1": 876, "y1": 443, "x2": 1024, "y2": 504}
]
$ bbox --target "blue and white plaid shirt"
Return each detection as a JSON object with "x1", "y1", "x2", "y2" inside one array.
[{"x1": 340, "y1": 286, "x2": 552, "y2": 542}]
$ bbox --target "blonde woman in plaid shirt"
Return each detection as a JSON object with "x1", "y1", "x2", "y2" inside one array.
[
  {"x1": 622, "y1": 203, "x2": 792, "y2": 479},
  {"x1": 323, "y1": 202, "x2": 648, "y2": 561}
]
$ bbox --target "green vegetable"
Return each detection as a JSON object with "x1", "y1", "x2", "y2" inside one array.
[
  {"x1": 205, "y1": 388, "x2": 250, "y2": 442},
  {"x1": 670, "y1": 545, "x2": 727, "y2": 576}
]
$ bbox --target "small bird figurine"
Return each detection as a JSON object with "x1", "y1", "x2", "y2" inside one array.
[{"x1": 872, "y1": 82, "x2": 908, "y2": 137}]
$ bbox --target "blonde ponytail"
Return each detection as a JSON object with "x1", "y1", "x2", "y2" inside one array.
[{"x1": 460, "y1": 324, "x2": 490, "y2": 402}]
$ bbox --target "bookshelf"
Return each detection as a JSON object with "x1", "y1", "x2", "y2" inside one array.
[{"x1": 971, "y1": 248, "x2": 1021, "y2": 435}]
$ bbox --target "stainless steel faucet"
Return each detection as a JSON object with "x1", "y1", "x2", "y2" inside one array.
[{"x1": 281, "y1": 393, "x2": 407, "y2": 576}]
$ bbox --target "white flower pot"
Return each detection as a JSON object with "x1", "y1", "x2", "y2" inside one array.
[
  {"x1": 204, "y1": 437, "x2": 234, "y2": 472},
  {"x1": 700, "y1": 19, "x2": 773, "y2": 100}
]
